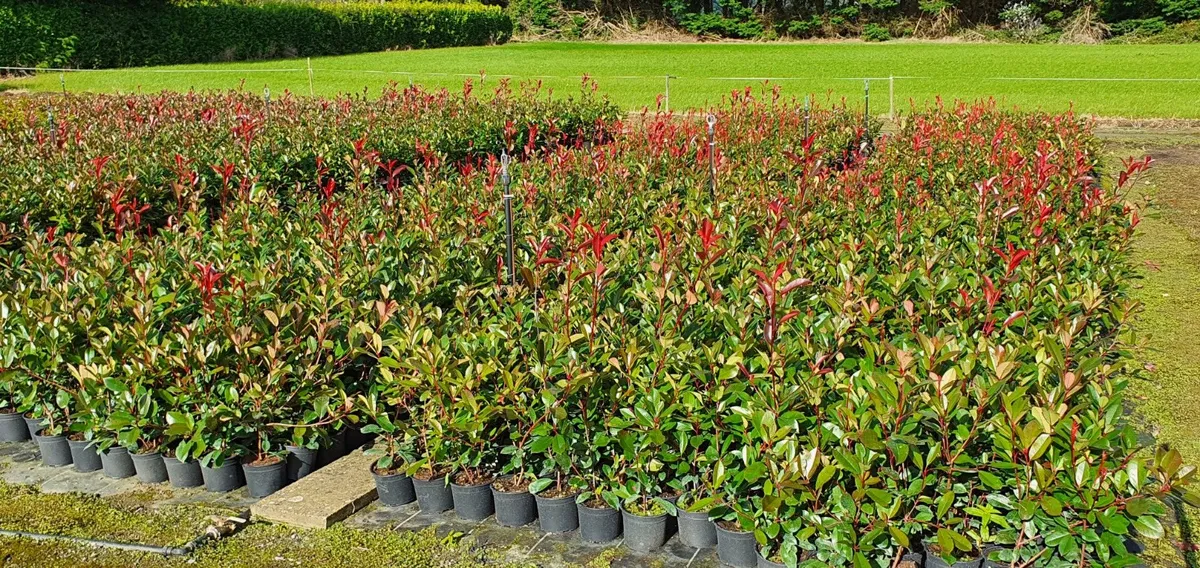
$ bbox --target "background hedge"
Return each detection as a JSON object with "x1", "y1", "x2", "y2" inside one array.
[{"x1": 0, "y1": 0, "x2": 513, "y2": 69}]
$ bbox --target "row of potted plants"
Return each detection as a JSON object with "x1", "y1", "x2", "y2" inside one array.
[
  {"x1": 0, "y1": 411, "x2": 362, "y2": 496},
  {"x1": 0, "y1": 88, "x2": 1194, "y2": 567},
  {"x1": 0, "y1": 79, "x2": 622, "y2": 235}
]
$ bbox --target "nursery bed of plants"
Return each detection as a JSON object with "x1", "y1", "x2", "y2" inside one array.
[{"x1": 1, "y1": 83, "x2": 1197, "y2": 568}]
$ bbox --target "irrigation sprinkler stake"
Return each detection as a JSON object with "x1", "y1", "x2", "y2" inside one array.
[
  {"x1": 501, "y1": 151, "x2": 516, "y2": 287},
  {"x1": 59, "y1": 73, "x2": 66, "y2": 94},
  {"x1": 263, "y1": 87, "x2": 271, "y2": 122},
  {"x1": 707, "y1": 113, "x2": 717, "y2": 204}
]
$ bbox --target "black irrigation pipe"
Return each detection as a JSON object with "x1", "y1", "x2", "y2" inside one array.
[{"x1": 0, "y1": 508, "x2": 250, "y2": 557}]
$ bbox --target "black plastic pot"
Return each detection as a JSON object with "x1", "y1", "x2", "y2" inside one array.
[
  {"x1": 678, "y1": 508, "x2": 717, "y2": 549},
  {"x1": 317, "y1": 430, "x2": 347, "y2": 467},
  {"x1": 412, "y1": 474, "x2": 453, "y2": 514},
  {"x1": 757, "y1": 550, "x2": 787, "y2": 568},
  {"x1": 923, "y1": 542, "x2": 983, "y2": 568},
  {"x1": 100, "y1": 446, "x2": 136, "y2": 479},
  {"x1": 716, "y1": 523, "x2": 758, "y2": 568},
  {"x1": 0, "y1": 412, "x2": 30, "y2": 442},
  {"x1": 578, "y1": 501, "x2": 622, "y2": 543},
  {"x1": 201, "y1": 459, "x2": 245, "y2": 493},
  {"x1": 373, "y1": 468, "x2": 416, "y2": 507},
  {"x1": 346, "y1": 426, "x2": 373, "y2": 451},
  {"x1": 67, "y1": 439, "x2": 102, "y2": 472},
  {"x1": 36, "y1": 434, "x2": 73, "y2": 467},
  {"x1": 163, "y1": 455, "x2": 204, "y2": 488},
  {"x1": 535, "y1": 491, "x2": 579, "y2": 533},
  {"x1": 23, "y1": 415, "x2": 45, "y2": 439},
  {"x1": 131, "y1": 451, "x2": 168, "y2": 484},
  {"x1": 285, "y1": 445, "x2": 318, "y2": 481},
  {"x1": 981, "y1": 546, "x2": 1008, "y2": 568},
  {"x1": 243, "y1": 458, "x2": 287, "y2": 498},
  {"x1": 451, "y1": 478, "x2": 495, "y2": 521},
  {"x1": 492, "y1": 480, "x2": 537, "y2": 527},
  {"x1": 622, "y1": 508, "x2": 668, "y2": 552}
]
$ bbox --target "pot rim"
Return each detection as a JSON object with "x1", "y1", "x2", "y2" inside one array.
[{"x1": 372, "y1": 466, "x2": 411, "y2": 479}]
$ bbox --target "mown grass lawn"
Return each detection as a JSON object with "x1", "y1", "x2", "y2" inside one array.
[
  {"x1": 9, "y1": 42, "x2": 1200, "y2": 117},
  {"x1": 1108, "y1": 133, "x2": 1200, "y2": 567}
]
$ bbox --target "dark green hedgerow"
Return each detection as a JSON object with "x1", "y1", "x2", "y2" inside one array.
[{"x1": 0, "y1": 0, "x2": 513, "y2": 70}]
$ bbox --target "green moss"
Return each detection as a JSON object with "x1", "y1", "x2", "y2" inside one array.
[
  {"x1": 191, "y1": 524, "x2": 520, "y2": 568},
  {"x1": 0, "y1": 524, "x2": 535, "y2": 568},
  {"x1": 0, "y1": 483, "x2": 230, "y2": 547},
  {"x1": 0, "y1": 480, "x2": 530, "y2": 567},
  {"x1": 583, "y1": 547, "x2": 627, "y2": 568}
]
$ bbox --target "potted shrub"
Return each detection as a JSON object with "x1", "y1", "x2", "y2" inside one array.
[
  {"x1": 713, "y1": 505, "x2": 757, "y2": 568},
  {"x1": 96, "y1": 372, "x2": 169, "y2": 484},
  {"x1": 526, "y1": 389, "x2": 585, "y2": 533},
  {"x1": 609, "y1": 384, "x2": 684, "y2": 552},
  {"x1": 162, "y1": 409, "x2": 205, "y2": 489},
  {"x1": 360, "y1": 393, "x2": 416, "y2": 507},
  {"x1": 407, "y1": 350, "x2": 455, "y2": 514},
  {"x1": 445, "y1": 363, "x2": 500, "y2": 522},
  {"x1": 576, "y1": 482, "x2": 623, "y2": 544},
  {"x1": 65, "y1": 428, "x2": 103, "y2": 473},
  {"x1": 31, "y1": 402, "x2": 74, "y2": 467},
  {"x1": 0, "y1": 365, "x2": 32, "y2": 442},
  {"x1": 285, "y1": 432, "x2": 320, "y2": 482},
  {"x1": 198, "y1": 418, "x2": 246, "y2": 494}
]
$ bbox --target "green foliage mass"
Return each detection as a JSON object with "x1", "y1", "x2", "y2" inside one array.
[
  {"x1": 1, "y1": 84, "x2": 1198, "y2": 567},
  {"x1": 0, "y1": 0, "x2": 513, "y2": 69}
]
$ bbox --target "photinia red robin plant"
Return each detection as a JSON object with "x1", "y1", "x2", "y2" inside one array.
[{"x1": 0, "y1": 88, "x2": 1195, "y2": 567}]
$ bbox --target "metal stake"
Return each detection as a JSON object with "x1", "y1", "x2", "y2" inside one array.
[
  {"x1": 47, "y1": 107, "x2": 56, "y2": 148},
  {"x1": 707, "y1": 114, "x2": 717, "y2": 203},
  {"x1": 863, "y1": 79, "x2": 870, "y2": 138},
  {"x1": 263, "y1": 87, "x2": 271, "y2": 122},
  {"x1": 59, "y1": 73, "x2": 66, "y2": 94},
  {"x1": 888, "y1": 75, "x2": 895, "y2": 121},
  {"x1": 501, "y1": 151, "x2": 516, "y2": 287},
  {"x1": 307, "y1": 58, "x2": 315, "y2": 97},
  {"x1": 664, "y1": 75, "x2": 673, "y2": 113},
  {"x1": 803, "y1": 94, "x2": 811, "y2": 140}
]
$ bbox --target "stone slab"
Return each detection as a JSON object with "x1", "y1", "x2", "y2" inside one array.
[{"x1": 251, "y1": 449, "x2": 377, "y2": 529}]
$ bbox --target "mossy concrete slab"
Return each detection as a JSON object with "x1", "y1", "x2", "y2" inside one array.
[{"x1": 251, "y1": 449, "x2": 377, "y2": 529}]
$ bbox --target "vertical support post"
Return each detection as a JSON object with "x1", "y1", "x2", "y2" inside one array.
[
  {"x1": 664, "y1": 75, "x2": 671, "y2": 113},
  {"x1": 501, "y1": 151, "x2": 516, "y2": 287},
  {"x1": 47, "y1": 107, "x2": 56, "y2": 149},
  {"x1": 60, "y1": 73, "x2": 66, "y2": 94},
  {"x1": 888, "y1": 75, "x2": 895, "y2": 121},
  {"x1": 707, "y1": 114, "x2": 717, "y2": 204},
  {"x1": 803, "y1": 94, "x2": 811, "y2": 141},
  {"x1": 408, "y1": 74, "x2": 414, "y2": 89},
  {"x1": 263, "y1": 87, "x2": 271, "y2": 122},
  {"x1": 863, "y1": 79, "x2": 870, "y2": 138},
  {"x1": 307, "y1": 58, "x2": 315, "y2": 97}
]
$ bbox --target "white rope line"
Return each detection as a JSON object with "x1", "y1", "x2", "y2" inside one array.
[
  {"x1": 0, "y1": 66, "x2": 306, "y2": 74},
  {"x1": 988, "y1": 76, "x2": 1200, "y2": 82},
  {"x1": 3, "y1": 65, "x2": 1197, "y2": 83}
]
